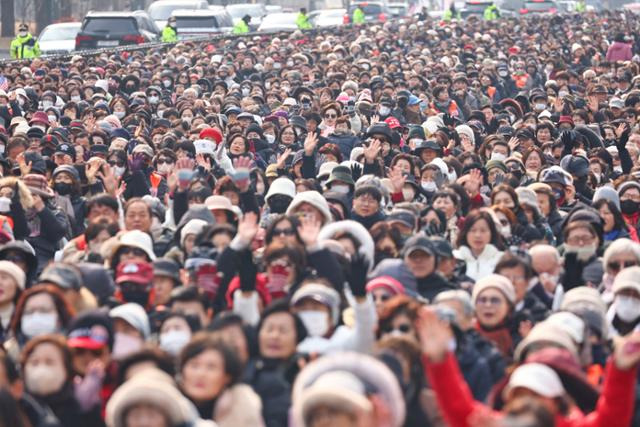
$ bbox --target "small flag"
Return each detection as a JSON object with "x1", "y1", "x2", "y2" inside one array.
[{"x1": 0, "y1": 76, "x2": 8, "y2": 91}]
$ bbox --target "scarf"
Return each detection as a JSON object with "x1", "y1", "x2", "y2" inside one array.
[{"x1": 474, "y1": 319, "x2": 513, "y2": 357}]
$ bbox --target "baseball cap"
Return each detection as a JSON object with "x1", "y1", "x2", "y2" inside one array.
[
  {"x1": 116, "y1": 261, "x2": 154, "y2": 285},
  {"x1": 540, "y1": 166, "x2": 573, "y2": 186},
  {"x1": 504, "y1": 363, "x2": 565, "y2": 399},
  {"x1": 402, "y1": 234, "x2": 435, "y2": 257},
  {"x1": 55, "y1": 143, "x2": 76, "y2": 158},
  {"x1": 67, "y1": 310, "x2": 114, "y2": 350},
  {"x1": 560, "y1": 155, "x2": 589, "y2": 178}
]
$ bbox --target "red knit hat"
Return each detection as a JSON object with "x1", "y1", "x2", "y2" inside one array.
[{"x1": 199, "y1": 127, "x2": 223, "y2": 144}]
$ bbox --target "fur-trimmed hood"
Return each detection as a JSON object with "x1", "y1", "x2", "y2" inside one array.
[{"x1": 318, "y1": 220, "x2": 374, "y2": 271}]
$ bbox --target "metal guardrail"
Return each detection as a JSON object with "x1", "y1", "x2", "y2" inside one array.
[{"x1": 0, "y1": 28, "x2": 299, "y2": 65}]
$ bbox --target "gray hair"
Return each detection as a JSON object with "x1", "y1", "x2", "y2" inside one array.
[
  {"x1": 530, "y1": 244, "x2": 561, "y2": 263},
  {"x1": 603, "y1": 238, "x2": 640, "y2": 271},
  {"x1": 434, "y1": 290, "x2": 474, "y2": 318}
]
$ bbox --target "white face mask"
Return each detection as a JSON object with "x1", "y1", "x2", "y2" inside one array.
[
  {"x1": 534, "y1": 103, "x2": 547, "y2": 112},
  {"x1": 379, "y1": 106, "x2": 391, "y2": 116},
  {"x1": 163, "y1": 80, "x2": 172, "y2": 88},
  {"x1": 17, "y1": 98, "x2": 25, "y2": 107},
  {"x1": 112, "y1": 332, "x2": 143, "y2": 360},
  {"x1": 0, "y1": 196, "x2": 10, "y2": 213},
  {"x1": 18, "y1": 31, "x2": 28, "y2": 38},
  {"x1": 182, "y1": 116, "x2": 192, "y2": 124},
  {"x1": 298, "y1": 310, "x2": 330, "y2": 337},
  {"x1": 331, "y1": 184, "x2": 350, "y2": 194},
  {"x1": 157, "y1": 163, "x2": 173, "y2": 175},
  {"x1": 160, "y1": 329, "x2": 191, "y2": 356},
  {"x1": 265, "y1": 134, "x2": 275, "y2": 144},
  {"x1": 114, "y1": 166, "x2": 126, "y2": 177},
  {"x1": 447, "y1": 170, "x2": 457, "y2": 182},
  {"x1": 501, "y1": 224, "x2": 512, "y2": 239},
  {"x1": 47, "y1": 115, "x2": 56, "y2": 123},
  {"x1": 242, "y1": 88, "x2": 250, "y2": 97},
  {"x1": 114, "y1": 111, "x2": 125, "y2": 119},
  {"x1": 558, "y1": 90, "x2": 569, "y2": 98},
  {"x1": 42, "y1": 100, "x2": 53, "y2": 108},
  {"x1": 71, "y1": 95, "x2": 81, "y2": 102},
  {"x1": 148, "y1": 96, "x2": 159, "y2": 104},
  {"x1": 25, "y1": 364, "x2": 66, "y2": 396},
  {"x1": 564, "y1": 243, "x2": 597, "y2": 262},
  {"x1": 491, "y1": 152, "x2": 506, "y2": 161},
  {"x1": 615, "y1": 295, "x2": 640, "y2": 322},
  {"x1": 21, "y1": 312, "x2": 58, "y2": 338},
  {"x1": 402, "y1": 188, "x2": 415, "y2": 201},
  {"x1": 157, "y1": 109, "x2": 165, "y2": 118},
  {"x1": 421, "y1": 181, "x2": 437, "y2": 192}
]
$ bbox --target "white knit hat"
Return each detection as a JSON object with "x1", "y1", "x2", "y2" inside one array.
[
  {"x1": 110, "y1": 303, "x2": 150, "y2": 339},
  {"x1": 286, "y1": 191, "x2": 332, "y2": 225},
  {"x1": 180, "y1": 219, "x2": 208, "y2": 247},
  {"x1": 0, "y1": 260, "x2": 26, "y2": 290},
  {"x1": 266, "y1": 177, "x2": 296, "y2": 202}
]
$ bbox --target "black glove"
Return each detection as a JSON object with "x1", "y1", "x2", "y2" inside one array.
[
  {"x1": 562, "y1": 252, "x2": 584, "y2": 291},
  {"x1": 443, "y1": 113, "x2": 455, "y2": 128},
  {"x1": 560, "y1": 130, "x2": 576, "y2": 151},
  {"x1": 350, "y1": 162, "x2": 363, "y2": 182},
  {"x1": 347, "y1": 252, "x2": 369, "y2": 297}
]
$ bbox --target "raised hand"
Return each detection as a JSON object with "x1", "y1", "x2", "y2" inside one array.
[
  {"x1": 237, "y1": 211, "x2": 259, "y2": 244},
  {"x1": 128, "y1": 153, "x2": 145, "y2": 173},
  {"x1": 462, "y1": 168, "x2": 483, "y2": 197},
  {"x1": 196, "y1": 153, "x2": 212, "y2": 171},
  {"x1": 613, "y1": 331, "x2": 640, "y2": 371},
  {"x1": 232, "y1": 156, "x2": 252, "y2": 192},
  {"x1": 96, "y1": 163, "x2": 118, "y2": 197},
  {"x1": 350, "y1": 162, "x2": 363, "y2": 181},
  {"x1": 388, "y1": 165, "x2": 406, "y2": 194},
  {"x1": 303, "y1": 131, "x2": 318, "y2": 156},
  {"x1": 16, "y1": 152, "x2": 32, "y2": 176},
  {"x1": 363, "y1": 139, "x2": 381, "y2": 164},
  {"x1": 616, "y1": 122, "x2": 630, "y2": 140},
  {"x1": 347, "y1": 251, "x2": 370, "y2": 297},
  {"x1": 415, "y1": 306, "x2": 453, "y2": 363},
  {"x1": 276, "y1": 148, "x2": 292, "y2": 169},
  {"x1": 297, "y1": 213, "x2": 321, "y2": 248},
  {"x1": 85, "y1": 158, "x2": 103, "y2": 185},
  {"x1": 508, "y1": 136, "x2": 520, "y2": 153}
]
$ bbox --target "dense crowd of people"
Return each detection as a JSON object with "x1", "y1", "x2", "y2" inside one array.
[{"x1": 0, "y1": 8, "x2": 640, "y2": 427}]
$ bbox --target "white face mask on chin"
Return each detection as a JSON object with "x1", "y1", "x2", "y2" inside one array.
[{"x1": 298, "y1": 310, "x2": 330, "y2": 337}]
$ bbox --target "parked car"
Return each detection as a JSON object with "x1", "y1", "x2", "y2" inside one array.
[
  {"x1": 308, "y1": 8, "x2": 347, "y2": 27},
  {"x1": 500, "y1": 0, "x2": 558, "y2": 16},
  {"x1": 257, "y1": 12, "x2": 298, "y2": 32},
  {"x1": 38, "y1": 22, "x2": 81, "y2": 55},
  {"x1": 171, "y1": 9, "x2": 233, "y2": 38},
  {"x1": 265, "y1": 5, "x2": 283, "y2": 14},
  {"x1": 459, "y1": 0, "x2": 494, "y2": 18},
  {"x1": 147, "y1": 0, "x2": 209, "y2": 29},
  {"x1": 344, "y1": 1, "x2": 392, "y2": 24},
  {"x1": 226, "y1": 3, "x2": 267, "y2": 31},
  {"x1": 388, "y1": 2, "x2": 410, "y2": 17},
  {"x1": 75, "y1": 11, "x2": 159, "y2": 51}
]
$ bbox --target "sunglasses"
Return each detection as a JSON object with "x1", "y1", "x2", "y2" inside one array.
[
  {"x1": 156, "y1": 158, "x2": 174, "y2": 165},
  {"x1": 384, "y1": 323, "x2": 412, "y2": 334},
  {"x1": 273, "y1": 227, "x2": 295, "y2": 236},
  {"x1": 324, "y1": 114, "x2": 337, "y2": 119},
  {"x1": 120, "y1": 247, "x2": 147, "y2": 257},
  {"x1": 108, "y1": 160, "x2": 125, "y2": 167},
  {"x1": 608, "y1": 261, "x2": 637, "y2": 272}
]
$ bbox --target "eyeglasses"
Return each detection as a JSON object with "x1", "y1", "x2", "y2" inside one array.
[
  {"x1": 324, "y1": 113, "x2": 337, "y2": 119},
  {"x1": 108, "y1": 160, "x2": 125, "y2": 167},
  {"x1": 565, "y1": 234, "x2": 595, "y2": 246},
  {"x1": 476, "y1": 296, "x2": 504, "y2": 306},
  {"x1": 608, "y1": 260, "x2": 637, "y2": 272},
  {"x1": 273, "y1": 227, "x2": 295, "y2": 236},
  {"x1": 356, "y1": 195, "x2": 378, "y2": 205},
  {"x1": 156, "y1": 158, "x2": 174, "y2": 165}
]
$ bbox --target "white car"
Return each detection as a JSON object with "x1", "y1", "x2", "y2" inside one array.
[
  {"x1": 257, "y1": 12, "x2": 298, "y2": 32},
  {"x1": 308, "y1": 8, "x2": 347, "y2": 27},
  {"x1": 147, "y1": 0, "x2": 209, "y2": 29},
  {"x1": 226, "y1": 3, "x2": 268, "y2": 31},
  {"x1": 38, "y1": 22, "x2": 81, "y2": 55},
  {"x1": 171, "y1": 9, "x2": 234, "y2": 38}
]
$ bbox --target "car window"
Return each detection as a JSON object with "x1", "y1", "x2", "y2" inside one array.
[
  {"x1": 39, "y1": 26, "x2": 80, "y2": 41},
  {"x1": 148, "y1": 2, "x2": 205, "y2": 20},
  {"x1": 524, "y1": 0, "x2": 556, "y2": 10},
  {"x1": 83, "y1": 17, "x2": 137, "y2": 33},
  {"x1": 176, "y1": 16, "x2": 219, "y2": 28},
  {"x1": 348, "y1": 4, "x2": 382, "y2": 14}
]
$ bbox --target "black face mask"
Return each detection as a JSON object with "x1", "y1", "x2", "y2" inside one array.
[
  {"x1": 591, "y1": 343, "x2": 607, "y2": 366},
  {"x1": 374, "y1": 249, "x2": 396, "y2": 265},
  {"x1": 54, "y1": 182, "x2": 73, "y2": 196},
  {"x1": 621, "y1": 199, "x2": 639, "y2": 215},
  {"x1": 41, "y1": 147, "x2": 54, "y2": 157},
  {"x1": 188, "y1": 187, "x2": 211, "y2": 202},
  {"x1": 268, "y1": 195, "x2": 292, "y2": 214},
  {"x1": 121, "y1": 289, "x2": 149, "y2": 306}
]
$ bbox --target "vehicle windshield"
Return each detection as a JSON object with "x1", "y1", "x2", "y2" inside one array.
[
  {"x1": 524, "y1": 1, "x2": 555, "y2": 10},
  {"x1": 348, "y1": 4, "x2": 383, "y2": 14},
  {"x1": 175, "y1": 16, "x2": 218, "y2": 28},
  {"x1": 464, "y1": 2, "x2": 492, "y2": 12},
  {"x1": 149, "y1": 3, "x2": 201, "y2": 20},
  {"x1": 83, "y1": 18, "x2": 137, "y2": 33},
  {"x1": 39, "y1": 26, "x2": 79, "y2": 41},
  {"x1": 318, "y1": 9, "x2": 346, "y2": 17},
  {"x1": 260, "y1": 14, "x2": 297, "y2": 27},
  {"x1": 227, "y1": 5, "x2": 265, "y2": 19}
]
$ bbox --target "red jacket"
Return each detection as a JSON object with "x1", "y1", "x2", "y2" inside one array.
[
  {"x1": 423, "y1": 352, "x2": 637, "y2": 427},
  {"x1": 606, "y1": 42, "x2": 633, "y2": 62}
]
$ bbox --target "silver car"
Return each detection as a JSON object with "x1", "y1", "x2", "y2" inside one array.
[{"x1": 38, "y1": 22, "x2": 82, "y2": 55}]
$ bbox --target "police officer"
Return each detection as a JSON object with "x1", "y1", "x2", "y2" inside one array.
[
  {"x1": 233, "y1": 14, "x2": 251, "y2": 34},
  {"x1": 352, "y1": 6, "x2": 365, "y2": 25},
  {"x1": 162, "y1": 16, "x2": 178, "y2": 42},
  {"x1": 483, "y1": 3, "x2": 500, "y2": 20},
  {"x1": 10, "y1": 23, "x2": 40, "y2": 60},
  {"x1": 296, "y1": 8, "x2": 313, "y2": 30}
]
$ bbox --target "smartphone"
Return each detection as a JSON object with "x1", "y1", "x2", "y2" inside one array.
[{"x1": 196, "y1": 263, "x2": 221, "y2": 298}]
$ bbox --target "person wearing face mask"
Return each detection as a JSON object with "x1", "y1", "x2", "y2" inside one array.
[
  {"x1": 52, "y1": 165, "x2": 87, "y2": 236},
  {"x1": 561, "y1": 220, "x2": 603, "y2": 291},
  {"x1": 21, "y1": 334, "x2": 105, "y2": 427},
  {"x1": 618, "y1": 181, "x2": 640, "y2": 238},
  {"x1": 114, "y1": 261, "x2": 155, "y2": 309},
  {"x1": 10, "y1": 23, "x2": 40, "y2": 59},
  {"x1": 162, "y1": 16, "x2": 178, "y2": 42},
  {"x1": 158, "y1": 313, "x2": 198, "y2": 357},
  {"x1": 325, "y1": 166, "x2": 354, "y2": 199},
  {"x1": 608, "y1": 267, "x2": 640, "y2": 337},
  {"x1": 265, "y1": 177, "x2": 296, "y2": 215},
  {"x1": 109, "y1": 302, "x2": 150, "y2": 361}
]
